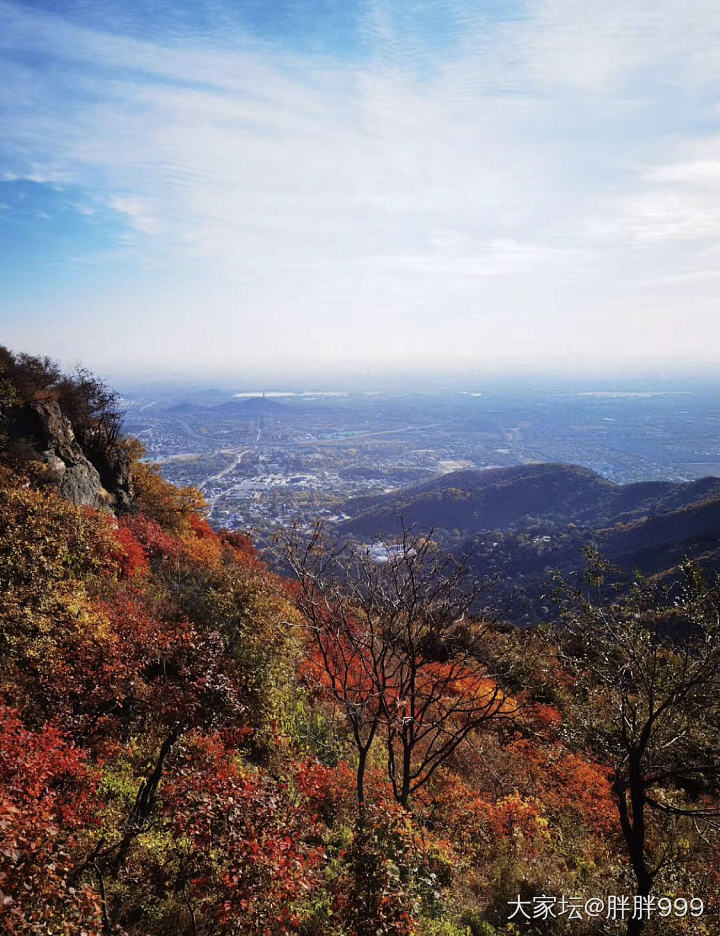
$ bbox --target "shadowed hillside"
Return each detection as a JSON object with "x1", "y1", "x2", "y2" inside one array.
[
  {"x1": 337, "y1": 463, "x2": 719, "y2": 537},
  {"x1": 334, "y1": 464, "x2": 720, "y2": 621}
]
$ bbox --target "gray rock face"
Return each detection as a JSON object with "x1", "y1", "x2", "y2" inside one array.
[
  {"x1": 27, "y1": 400, "x2": 110, "y2": 509},
  {"x1": 4, "y1": 392, "x2": 135, "y2": 512},
  {"x1": 91, "y1": 443, "x2": 135, "y2": 512}
]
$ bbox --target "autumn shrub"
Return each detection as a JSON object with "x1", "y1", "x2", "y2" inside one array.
[
  {"x1": 158, "y1": 732, "x2": 324, "y2": 935},
  {"x1": 126, "y1": 438, "x2": 206, "y2": 534},
  {"x1": 329, "y1": 798, "x2": 453, "y2": 936},
  {"x1": 0, "y1": 704, "x2": 103, "y2": 935},
  {"x1": 101, "y1": 516, "x2": 150, "y2": 578},
  {"x1": 294, "y1": 760, "x2": 357, "y2": 826},
  {"x1": 120, "y1": 513, "x2": 182, "y2": 565}
]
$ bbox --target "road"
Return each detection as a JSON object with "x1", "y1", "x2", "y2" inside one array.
[{"x1": 199, "y1": 449, "x2": 251, "y2": 490}]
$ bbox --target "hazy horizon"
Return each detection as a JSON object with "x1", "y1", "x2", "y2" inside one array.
[
  {"x1": 106, "y1": 364, "x2": 719, "y2": 399},
  {"x1": 2, "y1": 0, "x2": 720, "y2": 375}
]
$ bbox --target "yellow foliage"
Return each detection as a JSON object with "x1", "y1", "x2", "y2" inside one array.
[{"x1": 124, "y1": 438, "x2": 206, "y2": 533}]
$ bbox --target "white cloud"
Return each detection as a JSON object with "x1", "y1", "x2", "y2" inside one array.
[
  {"x1": 620, "y1": 142, "x2": 720, "y2": 242},
  {"x1": 0, "y1": 0, "x2": 719, "y2": 372},
  {"x1": 108, "y1": 195, "x2": 161, "y2": 234}
]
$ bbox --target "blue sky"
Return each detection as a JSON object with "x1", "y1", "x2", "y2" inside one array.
[{"x1": 1, "y1": 0, "x2": 719, "y2": 377}]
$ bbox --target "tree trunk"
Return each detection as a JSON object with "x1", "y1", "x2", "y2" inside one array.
[
  {"x1": 617, "y1": 758, "x2": 654, "y2": 936},
  {"x1": 356, "y1": 746, "x2": 367, "y2": 817}
]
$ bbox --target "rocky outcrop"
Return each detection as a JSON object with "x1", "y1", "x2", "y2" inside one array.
[
  {"x1": 29, "y1": 400, "x2": 109, "y2": 508},
  {"x1": 10, "y1": 399, "x2": 124, "y2": 510},
  {"x1": 90, "y1": 442, "x2": 135, "y2": 512}
]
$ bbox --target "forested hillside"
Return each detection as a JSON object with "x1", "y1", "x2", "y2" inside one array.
[
  {"x1": 1, "y1": 350, "x2": 719, "y2": 936},
  {"x1": 336, "y1": 464, "x2": 719, "y2": 539},
  {"x1": 335, "y1": 465, "x2": 720, "y2": 622}
]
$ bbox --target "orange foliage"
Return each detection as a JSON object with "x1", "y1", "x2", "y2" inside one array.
[
  {"x1": 179, "y1": 522, "x2": 224, "y2": 569},
  {"x1": 504, "y1": 739, "x2": 616, "y2": 833},
  {"x1": 420, "y1": 771, "x2": 545, "y2": 858},
  {"x1": 301, "y1": 631, "x2": 509, "y2": 730}
]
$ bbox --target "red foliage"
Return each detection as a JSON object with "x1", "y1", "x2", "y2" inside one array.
[
  {"x1": 104, "y1": 518, "x2": 150, "y2": 578},
  {"x1": 162, "y1": 733, "x2": 322, "y2": 932},
  {"x1": 93, "y1": 593, "x2": 243, "y2": 733},
  {"x1": 187, "y1": 512, "x2": 218, "y2": 541},
  {"x1": 121, "y1": 514, "x2": 181, "y2": 564},
  {"x1": 13, "y1": 588, "x2": 242, "y2": 750},
  {"x1": 294, "y1": 759, "x2": 356, "y2": 823},
  {"x1": 0, "y1": 704, "x2": 102, "y2": 934},
  {"x1": 524, "y1": 702, "x2": 563, "y2": 737},
  {"x1": 219, "y1": 530, "x2": 266, "y2": 570}
]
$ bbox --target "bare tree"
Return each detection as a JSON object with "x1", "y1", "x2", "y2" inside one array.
[
  {"x1": 554, "y1": 554, "x2": 720, "y2": 935},
  {"x1": 281, "y1": 524, "x2": 519, "y2": 811}
]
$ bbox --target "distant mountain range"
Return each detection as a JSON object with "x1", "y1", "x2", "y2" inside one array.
[
  {"x1": 337, "y1": 463, "x2": 718, "y2": 534},
  {"x1": 160, "y1": 397, "x2": 291, "y2": 416},
  {"x1": 334, "y1": 464, "x2": 720, "y2": 621},
  {"x1": 213, "y1": 397, "x2": 289, "y2": 414}
]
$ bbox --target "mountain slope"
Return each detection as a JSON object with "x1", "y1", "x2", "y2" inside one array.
[
  {"x1": 333, "y1": 464, "x2": 719, "y2": 622},
  {"x1": 597, "y1": 495, "x2": 720, "y2": 570},
  {"x1": 336, "y1": 463, "x2": 719, "y2": 538}
]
